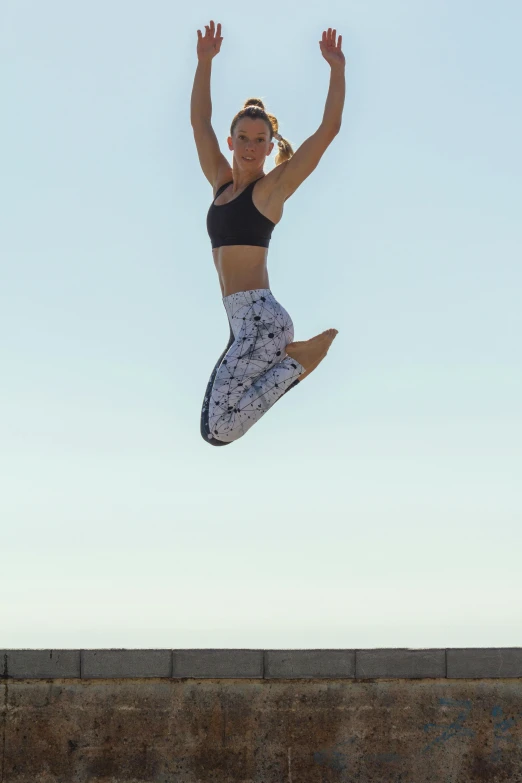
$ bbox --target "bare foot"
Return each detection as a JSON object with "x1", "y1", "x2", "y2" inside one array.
[{"x1": 286, "y1": 329, "x2": 338, "y2": 382}]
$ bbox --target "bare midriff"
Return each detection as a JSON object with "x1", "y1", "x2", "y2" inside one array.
[
  {"x1": 212, "y1": 166, "x2": 287, "y2": 298},
  {"x1": 213, "y1": 247, "x2": 270, "y2": 298}
]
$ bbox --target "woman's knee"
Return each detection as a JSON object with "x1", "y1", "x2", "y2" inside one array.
[
  {"x1": 210, "y1": 414, "x2": 246, "y2": 444},
  {"x1": 211, "y1": 428, "x2": 240, "y2": 445}
]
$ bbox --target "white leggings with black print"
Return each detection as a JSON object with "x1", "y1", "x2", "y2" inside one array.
[{"x1": 200, "y1": 288, "x2": 305, "y2": 445}]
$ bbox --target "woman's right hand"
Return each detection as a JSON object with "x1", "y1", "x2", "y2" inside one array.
[{"x1": 196, "y1": 20, "x2": 223, "y2": 61}]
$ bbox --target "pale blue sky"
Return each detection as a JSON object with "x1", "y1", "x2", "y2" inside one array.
[{"x1": 2, "y1": 0, "x2": 521, "y2": 649}]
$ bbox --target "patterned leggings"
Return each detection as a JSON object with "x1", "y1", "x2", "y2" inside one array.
[{"x1": 200, "y1": 288, "x2": 305, "y2": 445}]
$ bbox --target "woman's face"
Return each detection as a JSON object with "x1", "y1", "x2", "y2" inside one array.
[{"x1": 228, "y1": 118, "x2": 274, "y2": 169}]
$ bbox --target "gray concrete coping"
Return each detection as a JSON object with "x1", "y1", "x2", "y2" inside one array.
[{"x1": 2, "y1": 648, "x2": 522, "y2": 679}]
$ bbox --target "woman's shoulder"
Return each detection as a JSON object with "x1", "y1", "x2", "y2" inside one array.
[
  {"x1": 212, "y1": 179, "x2": 233, "y2": 199},
  {"x1": 256, "y1": 163, "x2": 290, "y2": 208},
  {"x1": 212, "y1": 161, "x2": 233, "y2": 198},
  {"x1": 212, "y1": 162, "x2": 288, "y2": 200},
  {"x1": 261, "y1": 162, "x2": 288, "y2": 195}
]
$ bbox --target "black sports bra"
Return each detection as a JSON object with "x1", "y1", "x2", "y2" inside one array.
[{"x1": 206, "y1": 176, "x2": 276, "y2": 249}]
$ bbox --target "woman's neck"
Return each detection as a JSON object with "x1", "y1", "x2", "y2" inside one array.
[{"x1": 231, "y1": 160, "x2": 265, "y2": 192}]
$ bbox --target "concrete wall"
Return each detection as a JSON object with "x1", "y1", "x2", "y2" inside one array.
[{"x1": 2, "y1": 648, "x2": 522, "y2": 782}]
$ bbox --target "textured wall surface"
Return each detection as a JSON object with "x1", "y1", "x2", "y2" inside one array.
[{"x1": 2, "y1": 649, "x2": 522, "y2": 783}]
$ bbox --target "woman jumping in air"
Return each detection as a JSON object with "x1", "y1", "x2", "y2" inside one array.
[{"x1": 192, "y1": 20, "x2": 346, "y2": 445}]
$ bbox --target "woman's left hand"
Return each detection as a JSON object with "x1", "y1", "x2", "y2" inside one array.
[{"x1": 319, "y1": 27, "x2": 345, "y2": 68}]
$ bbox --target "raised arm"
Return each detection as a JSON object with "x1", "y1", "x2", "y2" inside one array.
[
  {"x1": 275, "y1": 28, "x2": 346, "y2": 201},
  {"x1": 191, "y1": 21, "x2": 231, "y2": 187},
  {"x1": 190, "y1": 59, "x2": 212, "y2": 126}
]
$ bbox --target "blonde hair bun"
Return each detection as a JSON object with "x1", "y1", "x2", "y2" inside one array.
[{"x1": 243, "y1": 97, "x2": 265, "y2": 110}]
